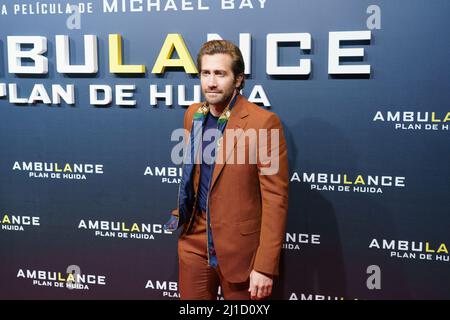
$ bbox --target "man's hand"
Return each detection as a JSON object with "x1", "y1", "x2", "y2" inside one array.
[{"x1": 248, "y1": 269, "x2": 273, "y2": 300}]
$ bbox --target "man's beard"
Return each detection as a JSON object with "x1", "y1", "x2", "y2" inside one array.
[{"x1": 204, "y1": 89, "x2": 235, "y2": 107}]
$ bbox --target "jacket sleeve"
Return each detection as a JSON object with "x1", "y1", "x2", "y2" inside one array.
[{"x1": 252, "y1": 113, "x2": 289, "y2": 276}]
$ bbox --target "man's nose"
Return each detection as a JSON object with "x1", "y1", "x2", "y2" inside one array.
[{"x1": 207, "y1": 75, "x2": 217, "y2": 88}]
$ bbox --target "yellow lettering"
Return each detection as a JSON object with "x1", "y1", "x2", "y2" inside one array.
[
  {"x1": 152, "y1": 34, "x2": 197, "y2": 74},
  {"x1": 64, "y1": 163, "x2": 73, "y2": 173},
  {"x1": 431, "y1": 112, "x2": 441, "y2": 123},
  {"x1": 425, "y1": 242, "x2": 435, "y2": 253},
  {"x1": 121, "y1": 222, "x2": 130, "y2": 232},
  {"x1": 131, "y1": 223, "x2": 140, "y2": 233},
  {"x1": 343, "y1": 174, "x2": 352, "y2": 185},
  {"x1": 443, "y1": 112, "x2": 450, "y2": 123},
  {"x1": 437, "y1": 244, "x2": 449, "y2": 254},
  {"x1": 354, "y1": 175, "x2": 366, "y2": 185},
  {"x1": 109, "y1": 34, "x2": 146, "y2": 74},
  {"x1": 55, "y1": 163, "x2": 62, "y2": 172},
  {"x1": 2, "y1": 215, "x2": 11, "y2": 224},
  {"x1": 67, "y1": 274, "x2": 75, "y2": 283}
]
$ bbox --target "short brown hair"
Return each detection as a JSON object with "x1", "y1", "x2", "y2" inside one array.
[{"x1": 197, "y1": 40, "x2": 245, "y2": 90}]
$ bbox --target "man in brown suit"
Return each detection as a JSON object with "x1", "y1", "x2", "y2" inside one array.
[{"x1": 164, "y1": 40, "x2": 288, "y2": 300}]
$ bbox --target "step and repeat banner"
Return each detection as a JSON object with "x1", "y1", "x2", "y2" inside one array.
[{"x1": 0, "y1": 0, "x2": 449, "y2": 300}]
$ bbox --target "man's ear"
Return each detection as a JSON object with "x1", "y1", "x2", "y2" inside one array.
[{"x1": 235, "y1": 73, "x2": 244, "y2": 89}]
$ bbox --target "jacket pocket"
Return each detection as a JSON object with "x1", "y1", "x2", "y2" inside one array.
[{"x1": 238, "y1": 219, "x2": 261, "y2": 236}]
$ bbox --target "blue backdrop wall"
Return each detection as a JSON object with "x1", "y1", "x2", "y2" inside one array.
[{"x1": 0, "y1": 0, "x2": 449, "y2": 299}]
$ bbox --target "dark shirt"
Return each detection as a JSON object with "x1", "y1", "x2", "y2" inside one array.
[{"x1": 198, "y1": 112, "x2": 220, "y2": 211}]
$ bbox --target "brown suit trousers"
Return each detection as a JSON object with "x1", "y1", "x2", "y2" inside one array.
[{"x1": 178, "y1": 208, "x2": 251, "y2": 300}]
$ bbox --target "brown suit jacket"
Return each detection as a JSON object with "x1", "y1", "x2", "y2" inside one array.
[{"x1": 173, "y1": 94, "x2": 289, "y2": 283}]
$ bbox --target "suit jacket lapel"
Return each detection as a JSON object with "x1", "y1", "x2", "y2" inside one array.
[{"x1": 210, "y1": 95, "x2": 249, "y2": 192}]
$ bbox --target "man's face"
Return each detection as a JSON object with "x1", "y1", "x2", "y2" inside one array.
[{"x1": 200, "y1": 53, "x2": 243, "y2": 107}]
